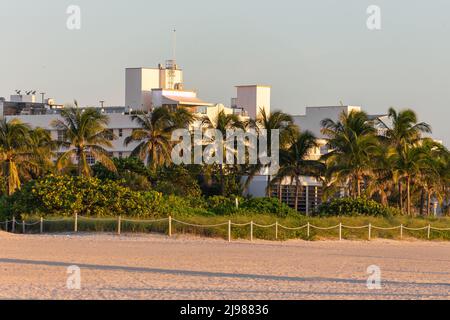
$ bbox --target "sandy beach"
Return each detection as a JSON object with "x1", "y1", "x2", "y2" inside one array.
[{"x1": 0, "y1": 231, "x2": 449, "y2": 300}]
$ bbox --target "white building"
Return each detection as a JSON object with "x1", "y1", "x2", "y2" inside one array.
[
  {"x1": 1, "y1": 61, "x2": 258, "y2": 163},
  {"x1": 1, "y1": 63, "x2": 401, "y2": 214},
  {"x1": 7, "y1": 111, "x2": 140, "y2": 162},
  {"x1": 245, "y1": 105, "x2": 390, "y2": 214},
  {"x1": 125, "y1": 60, "x2": 185, "y2": 111},
  {"x1": 232, "y1": 85, "x2": 271, "y2": 120}
]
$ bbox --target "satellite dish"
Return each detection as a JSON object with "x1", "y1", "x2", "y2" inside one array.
[{"x1": 15, "y1": 90, "x2": 21, "y2": 95}]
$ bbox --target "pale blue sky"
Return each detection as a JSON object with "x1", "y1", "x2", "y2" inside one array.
[{"x1": 0, "y1": 0, "x2": 449, "y2": 145}]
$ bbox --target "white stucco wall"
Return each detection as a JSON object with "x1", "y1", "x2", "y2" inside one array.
[
  {"x1": 293, "y1": 106, "x2": 362, "y2": 139},
  {"x1": 5, "y1": 113, "x2": 141, "y2": 156},
  {"x1": 126, "y1": 68, "x2": 161, "y2": 111},
  {"x1": 236, "y1": 85, "x2": 271, "y2": 119}
]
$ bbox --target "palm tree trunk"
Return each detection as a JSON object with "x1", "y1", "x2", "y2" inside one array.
[
  {"x1": 427, "y1": 191, "x2": 431, "y2": 216},
  {"x1": 357, "y1": 176, "x2": 361, "y2": 198},
  {"x1": 420, "y1": 189, "x2": 425, "y2": 216},
  {"x1": 399, "y1": 182, "x2": 403, "y2": 212},
  {"x1": 406, "y1": 176, "x2": 411, "y2": 216},
  {"x1": 7, "y1": 160, "x2": 21, "y2": 196},
  {"x1": 267, "y1": 174, "x2": 271, "y2": 197},
  {"x1": 219, "y1": 163, "x2": 225, "y2": 196},
  {"x1": 78, "y1": 150, "x2": 90, "y2": 177},
  {"x1": 294, "y1": 177, "x2": 299, "y2": 212},
  {"x1": 381, "y1": 192, "x2": 388, "y2": 207}
]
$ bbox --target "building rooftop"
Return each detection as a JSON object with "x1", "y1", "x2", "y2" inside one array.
[{"x1": 162, "y1": 95, "x2": 213, "y2": 106}]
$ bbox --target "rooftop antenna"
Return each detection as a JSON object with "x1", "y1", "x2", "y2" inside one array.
[
  {"x1": 172, "y1": 28, "x2": 177, "y2": 63},
  {"x1": 167, "y1": 28, "x2": 177, "y2": 89}
]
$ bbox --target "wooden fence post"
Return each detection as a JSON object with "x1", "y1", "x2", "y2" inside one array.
[
  {"x1": 275, "y1": 221, "x2": 278, "y2": 240},
  {"x1": 117, "y1": 216, "x2": 121, "y2": 235},
  {"x1": 427, "y1": 224, "x2": 431, "y2": 240},
  {"x1": 250, "y1": 221, "x2": 253, "y2": 242},
  {"x1": 368, "y1": 223, "x2": 372, "y2": 241},
  {"x1": 40, "y1": 217, "x2": 43, "y2": 234},
  {"x1": 400, "y1": 224, "x2": 403, "y2": 240},
  {"x1": 339, "y1": 223, "x2": 342, "y2": 241},
  {"x1": 22, "y1": 220, "x2": 25, "y2": 234},
  {"x1": 307, "y1": 222, "x2": 310, "y2": 239},
  {"x1": 74, "y1": 212, "x2": 78, "y2": 233},
  {"x1": 228, "y1": 220, "x2": 231, "y2": 243},
  {"x1": 12, "y1": 217, "x2": 15, "y2": 233},
  {"x1": 168, "y1": 216, "x2": 172, "y2": 237}
]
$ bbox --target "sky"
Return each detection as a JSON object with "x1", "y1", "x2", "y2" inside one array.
[{"x1": 0, "y1": 0, "x2": 449, "y2": 146}]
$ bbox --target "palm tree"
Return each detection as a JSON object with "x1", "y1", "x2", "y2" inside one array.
[
  {"x1": 0, "y1": 118, "x2": 35, "y2": 195},
  {"x1": 377, "y1": 108, "x2": 431, "y2": 212},
  {"x1": 52, "y1": 104, "x2": 116, "y2": 177},
  {"x1": 125, "y1": 106, "x2": 196, "y2": 171},
  {"x1": 27, "y1": 127, "x2": 57, "y2": 178},
  {"x1": 254, "y1": 108, "x2": 296, "y2": 196},
  {"x1": 393, "y1": 143, "x2": 430, "y2": 216},
  {"x1": 321, "y1": 110, "x2": 378, "y2": 198},
  {"x1": 441, "y1": 152, "x2": 450, "y2": 216},
  {"x1": 366, "y1": 143, "x2": 397, "y2": 206},
  {"x1": 202, "y1": 109, "x2": 246, "y2": 195},
  {"x1": 273, "y1": 130, "x2": 324, "y2": 212},
  {"x1": 416, "y1": 140, "x2": 449, "y2": 216},
  {"x1": 379, "y1": 108, "x2": 431, "y2": 154}
]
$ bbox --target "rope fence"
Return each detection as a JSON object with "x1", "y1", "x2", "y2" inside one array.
[{"x1": 1, "y1": 213, "x2": 450, "y2": 242}]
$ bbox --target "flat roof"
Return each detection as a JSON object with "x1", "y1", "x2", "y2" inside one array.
[
  {"x1": 235, "y1": 85, "x2": 271, "y2": 88},
  {"x1": 152, "y1": 88, "x2": 197, "y2": 94},
  {"x1": 125, "y1": 67, "x2": 183, "y2": 71},
  {"x1": 162, "y1": 95, "x2": 213, "y2": 106}
]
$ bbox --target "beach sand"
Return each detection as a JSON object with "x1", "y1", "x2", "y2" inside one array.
[{"x1": 0, "y1": 232, "x2": 449, "y2": 300}]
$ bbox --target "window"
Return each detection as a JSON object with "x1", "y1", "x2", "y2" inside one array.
[
  {"x1": 76, "y1": 153, "x2": 96, "y2": 165},
  {"x1": 86, "y1": 153, "x2": 96, "y2": 165},
  {"x1": 57, "y1": 130, "x2": 66, "y2": 141},
  {"x1": 119, "y1": 129, "x2": 123, "y2": 137},
  {"x1": 320, "y1": 145, "x2": 328, "y2": 155},
  {"x1": 118, "y1": 152, "x2": 123, "y2": 159}
]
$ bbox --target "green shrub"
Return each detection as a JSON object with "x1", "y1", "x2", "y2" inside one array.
[
  {"x1": 316, "y1": 197, "x2": 402, "y2": 217},
  {"x1": 0, "y1": 174, "x2": 166, "y2": 218},
  {"x1": 92, "y1": 157, "x2": 153, "y2": 191},
  {"x1": 0, "y1": 182, "x2": 37, "y2": 219},
  {"x1": 207, "y1": 196, "x2": 238, "y2": 215},
  {"x1": 154, "y1": 166, "x2": 202, "y2": 197},
  {"x1": 156, "y1": 195, "x2": 210, "y2": 217},
  {"x1": 240, "y1": 197, "x2": 295, "y2": 217}
]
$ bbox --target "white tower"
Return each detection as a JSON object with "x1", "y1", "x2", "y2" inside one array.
[{"x1": 235, "y1": 85, "x2": 271, "y2": 119}]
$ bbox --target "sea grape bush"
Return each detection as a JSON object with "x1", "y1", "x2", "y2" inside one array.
[{"x1": 316, "y1": 197, "x2": 402, "y2": 217}]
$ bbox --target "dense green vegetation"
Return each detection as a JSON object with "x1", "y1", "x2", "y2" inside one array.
[
  {"x1": 0, "y1": 103, "x2": 448, "y2": 225},
  {"x1": 0, "y1": 174, "x2": 296, "y2": 219},
  {"x1": 316, "y1": 197, "x2": 403, "y2": 217}
]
